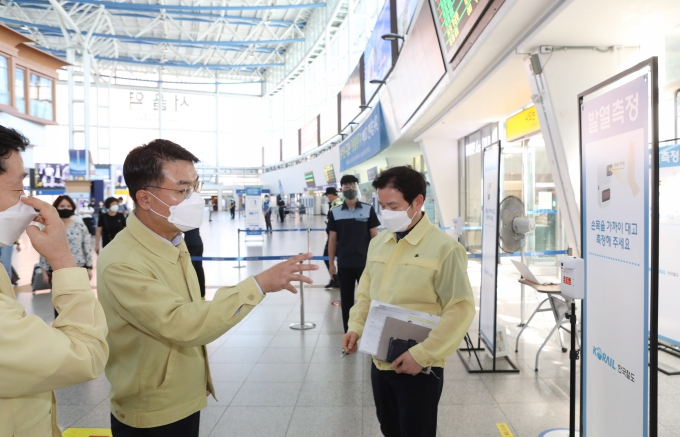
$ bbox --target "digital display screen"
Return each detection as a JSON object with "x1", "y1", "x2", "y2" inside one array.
[
  {"x1": 304, "y1": 171, "x2": 316, "y2": 188},
  {"x1": 431, "y1": 0, "x2": 491, "y2": 62},
  {"x1": 341, "y1": 64, "x2": 363, "y2": 129},
  {"x1": 35, "y1": 163, "x2": 68, "y2": 189},
  {"x1": 388, "y1": 0, "x2": 446, "y2": 127},
  {"x1": 300, "y1": 117, "x2": 319, "y2": 154},
  {"x1": 320, "y1": 97, "x2": 339, "y2": 144},
  {"x1": 324, "y1": 165, "x2": 337, "y2": 184},
  {"x1": 367, "y1": 166, "x2": 378, "y2": 181},
  {"x1": 363, "y1": 0, "x2": 394, "y2": 101}
]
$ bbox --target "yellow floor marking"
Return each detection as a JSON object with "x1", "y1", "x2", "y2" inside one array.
[
  {"x1": 497, "y1": 423, "x2": 515, "y2": 437},
  {"x1": 63, "y1": 429, "x2": 112, "y2": 437}
]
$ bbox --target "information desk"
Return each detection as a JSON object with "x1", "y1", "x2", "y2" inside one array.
[{"x1": 514, "y1": 279, "x2": 575, "y2": 371}]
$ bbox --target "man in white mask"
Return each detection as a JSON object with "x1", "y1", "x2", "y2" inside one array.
[
  {"x1": 0, "y1": 125, "x2": 109, "y2": 436},
  {"x1": 97, "y1": 139, "x2": 318, "y2": 436},
  {"x1": 341, "y1": 166, "x2": 475, "y2": 437}
]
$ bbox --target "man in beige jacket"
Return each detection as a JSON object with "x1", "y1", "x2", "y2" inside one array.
[
  {"x1": 98, "y1": 139, "x2": 318, "y2": 436},
  {"x1": 0, "y1": 125, "x2": 109, "y2": 437}
]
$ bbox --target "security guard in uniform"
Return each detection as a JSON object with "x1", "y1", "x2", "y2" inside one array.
[
  {"x1": 327, "y1": 175, "x2": 380, "y2": 332},
  {"x1": 323, "y1": 187, "x2": 343, "y2": 288}
]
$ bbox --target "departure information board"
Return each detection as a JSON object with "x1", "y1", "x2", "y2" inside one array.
[
  {"x1": 324, "y1": 165, "x2": 337, "y2": 184},
  {"x1": 304, "y1": 171, "x2": 316, "y2": 188},
  {"x1": 432, "y1": 0, "x2": 491, "y2": 62}
]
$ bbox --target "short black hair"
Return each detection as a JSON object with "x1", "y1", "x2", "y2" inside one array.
[
  {"x1": 124, "y1": 139, "x2": 200, "y2": 204},
  {"x1": 340, "y1": 174, "x2": 359, "y2": 186},
  {"x1": 0, "y1": 125, "x2": 29, "y2": 175},
  {"x1": 372, "y1": 166, "x2": 426, "y2": 204},
  {"x1": 104, "y1": 196, "x2": 118, "y2": 209}
]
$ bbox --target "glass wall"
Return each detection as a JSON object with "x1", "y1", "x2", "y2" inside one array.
[
  {"x1": 500, "y1": 134, "x2": 562, "y2": 267},
  {"x1": 458, "y1": 123, "x2": 498, "y2": 253},
  {"x1": 29, "y1": 73, "x2": 53, "y2": 120},
  {"x1": 14, "y1": 67, "x2": 25, "y2": 113},
  {"x1": 0, "y1": 55, "x2": 8, "y2": 105}
]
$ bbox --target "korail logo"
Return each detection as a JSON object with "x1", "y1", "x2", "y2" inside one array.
[{"x1": 593, "y1": 346, "x2": 616, "y2": 370}]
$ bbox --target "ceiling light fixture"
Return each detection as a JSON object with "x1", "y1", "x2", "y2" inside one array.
[{"x1": 381, "y1": 33, "x2": 404, "y2": 41}]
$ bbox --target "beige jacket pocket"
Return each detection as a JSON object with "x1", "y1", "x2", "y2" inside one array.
[{"x1": 158, "y1": 346, "x2": 178, "y2": 390}]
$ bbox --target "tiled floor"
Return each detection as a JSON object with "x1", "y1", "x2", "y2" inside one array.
[{"x1": 12, "y1": 211, "x2": 680, "y2": 436}]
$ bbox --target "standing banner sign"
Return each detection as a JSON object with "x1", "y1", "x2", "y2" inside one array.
[
  {"x1": 245, "y1": 186, "x2": 263, "y2": 233},
  {"x1": 480, "y1": 142, "x2": 501, "y2": 356},
  {"x1": 579, "y1": 58, "x2": 659, "y2": 437},
  {"x1": 658, "y1": 142, "x2": 680, "y2": 349}
]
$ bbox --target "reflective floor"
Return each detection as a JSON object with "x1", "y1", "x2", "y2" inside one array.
[{"x1": 12, "y1": 211, "x2": 680, "y2": 436}]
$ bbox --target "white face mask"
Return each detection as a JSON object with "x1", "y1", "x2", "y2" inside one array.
[
  {"x1": 381, "y1": 204, "x2": 416, "y2": 233},
  {"x1": 109, "y1": 204, "x2": 119, "y2": 213},
  {"x1": 0, "y1": 197, "x2": 38, "y2": 246},
  {"x1": 149, "y1": 191, "x2": 204, "y2": 232}
]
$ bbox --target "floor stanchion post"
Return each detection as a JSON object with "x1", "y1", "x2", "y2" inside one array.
[
  {"x1": 290, "y1": 254, "x2": 316, "y2": 331},
  {"x1": 234, "y1": 229, "x2": 245, "y2": 269}
]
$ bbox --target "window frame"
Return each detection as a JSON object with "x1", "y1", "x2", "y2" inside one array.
[{"x1": 28, "y1": 71, "x2": 54, "y2": 121}]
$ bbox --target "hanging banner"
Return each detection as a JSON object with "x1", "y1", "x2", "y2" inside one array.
[
  {"x1": 245, "y1": 185, "x2": 263, "y2": 232},
  {"x1": 658, "y1": 142, "x2": 680, "y2": 346},
  {"x1": 580, "y1": 68, "x2": 654, "y2": 437},
  {"x1": 479, "y1": 142, "x2": 500, "y2": 354},
  {"x1": 339, "y1": 102, "x2": 389, "y2": 171}
]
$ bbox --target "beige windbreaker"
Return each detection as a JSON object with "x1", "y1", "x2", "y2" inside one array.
[{"x1": 0, "y1": 267, "x2": 109, "y2": 437}]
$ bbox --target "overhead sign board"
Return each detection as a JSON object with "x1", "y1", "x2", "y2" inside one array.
[
  {"x1": 339, "y1": 103, "x2": 389, "y2": 171},
  {"x1": 506, "y1": 106, "x2": 541, "y2": 142}
]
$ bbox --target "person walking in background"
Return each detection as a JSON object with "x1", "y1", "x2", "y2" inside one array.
[
  {"x1": 117, "y1": 196, "x2": 130, "y2": 217},
  {"x1": 327, "y1": 175, "x2": 380, "y2": 332},
  {"x1": 263, "y1": 194, "x2": 273, "y2": 232},
  {"x1": 79, "y1": 200, "x2": 96, "y2": 235},
  {"x1": 229, "y1": 198, "x2": 236, "y2": 219},
  {"x1": 40, "y1": 195, "x2": 94, "y2": 317},
  {"x1": 95, "y1": 197, "x2": 127, "y2": 254},
  {"x1": 323, "y1": 187, "x2": 343, "y2": 288},
  {"x1": 277, "y1": 195, "x2": 286, "y2": 223},
  {"x1": 93, "y1": 200, "x2": 104, "y2": 227},
  {"x1": 184, "y1": 228, "x2": 206, "y2": 299}
]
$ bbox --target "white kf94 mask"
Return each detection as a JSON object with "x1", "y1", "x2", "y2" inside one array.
[
  {"x1": 0, "y1": 197, "x2": 39, "y2": 246},
  {"x1": 381, "y1": 204, "x2": 416, "y2": 233},
  {"x1": 149, "y1": 191, "x2": 205, "y2": 232}
]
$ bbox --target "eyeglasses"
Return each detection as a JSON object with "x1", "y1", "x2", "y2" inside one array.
[{"x1": 147, "y1": 180, "x2": 203, "y2": 200}]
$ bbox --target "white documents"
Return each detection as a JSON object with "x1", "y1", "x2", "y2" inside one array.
[{"x1": 358, "y1": 300, "x2": 440, "y2": 357}]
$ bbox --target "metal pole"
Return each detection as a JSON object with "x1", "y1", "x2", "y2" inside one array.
[
  {"x1": 569, "y1": 300, "x2": 579, "y2": 437},
  {"x1": 234, "y1": 229, "x2": 245, "y2": 269},
  {"x1": 67, "y1": 48, "x2": 75, "y2": 151},
  {"x1": 83, "y1": 50, "x2": 90, "y2": 178},
  {"x1": 290, "y1": 252, "x2": 316, "y2": 330},
  {"x1": 519, "y1": 241, "x2": 527, "y2": 327}
]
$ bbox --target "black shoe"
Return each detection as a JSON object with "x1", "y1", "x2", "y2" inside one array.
[{"x1": 325, "y1": 281, "x2": 339, "y2": 289}]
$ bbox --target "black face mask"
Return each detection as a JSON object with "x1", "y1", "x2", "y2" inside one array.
[
  {"x1": 58, "y1": 209, "x2": 74, "y2": 218},
  {"x1": 343, "y1": 189, "x2": 358, "y2": 200}
]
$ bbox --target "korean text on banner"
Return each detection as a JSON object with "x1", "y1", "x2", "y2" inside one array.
[
  {"x1": 245, "y1": 186, "x2": 263, "y2": 231},
  {"x1": 581, "y1": 75, "x2": 649, "y2": 437},
  {"x1": 658, "y1": 143, "x2": 680, "y2": 346},
  {"x1": 479, "y1": 142, "x2": 500, "y2": 354},
  {"x1": 339, "y1": 103, "x2": 389, "y2": 172}
]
